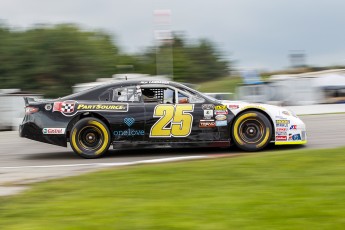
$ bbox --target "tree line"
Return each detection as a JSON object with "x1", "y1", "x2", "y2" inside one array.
[{"x1": 0, "y1": 23, "x2": 231, "y2": 97}]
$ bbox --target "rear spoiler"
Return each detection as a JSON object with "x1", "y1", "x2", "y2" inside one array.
[{"x1": 23, "y1": 97, "x2": 37, "y2": 106}]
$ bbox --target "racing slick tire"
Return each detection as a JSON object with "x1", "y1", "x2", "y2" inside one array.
[
  {"x1": 232, "y1": 110, "x2": 272, "y2": 151},
  {"x1": 70, "y1": 117, "x2": 111, "y2": 158}
]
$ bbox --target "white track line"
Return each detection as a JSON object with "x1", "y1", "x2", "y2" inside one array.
[{"x1": 0, "y1": 156, "x2": 209, "y2": 170}]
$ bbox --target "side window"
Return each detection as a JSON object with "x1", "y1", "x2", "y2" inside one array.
[
  {"x1": 142, "y1": 88, "x2": 159, "y2": 103},
  {"x1": 178, "y1": 90, "x2": 205, "y2": 104},
  {"x1": 113, "y1": 86, "x2": 140, "y2": 102},
  {"x1": 163, "y1": 88, "x2": 175, "y2": 104},
  {"x1": 178, "y1": 89, "x2": 205, "y2": 103},
  {"x1": 178, "y1": 92, "x2": 189, "y2": 104},
  {"x1": 141, "y1": 88, "x2": 176, "y2": 104},
  {"x1": 99, "y1": 90, "x2": 112, "y2": 101}
]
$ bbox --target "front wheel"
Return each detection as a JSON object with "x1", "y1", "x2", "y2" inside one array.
[
  {"x1": 70, "y1": 118, "x2": 111, "y2": 158},
  {"x1": 232, "y1": 111, "x2": 273, "y2": 151}
]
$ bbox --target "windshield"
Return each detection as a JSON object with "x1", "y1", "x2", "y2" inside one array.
[{"x1": 175, "y1": 82, "x2": 220, "y2": 103}]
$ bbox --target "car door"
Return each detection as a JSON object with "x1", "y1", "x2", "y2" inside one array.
[
  {"x1": 141, "y1": 84, "x2": 220, "y2": 143},
  {"x1": 106, "y1": 85, "x2": 146, "y2": 142}
]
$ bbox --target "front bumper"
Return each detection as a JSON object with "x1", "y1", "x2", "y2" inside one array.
[{"x1": 275, "y1": 116, "x2": 307, "y2": 145}]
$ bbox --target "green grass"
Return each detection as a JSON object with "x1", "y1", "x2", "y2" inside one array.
[
  {"x1": 1, "y1": 147, "x2": 345, "y2": 229},
  {"x1": 198, "y1": 76, "x2": 242, "y2": 94}
]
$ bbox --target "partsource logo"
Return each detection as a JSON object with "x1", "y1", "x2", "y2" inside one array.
[{"x1": 113, "y1": 117, "x2": 145, "y2": 136}]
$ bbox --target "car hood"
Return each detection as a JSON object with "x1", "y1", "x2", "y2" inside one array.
[{"x1": 219, "y1": 100, "x2": 286, "y2": 117}]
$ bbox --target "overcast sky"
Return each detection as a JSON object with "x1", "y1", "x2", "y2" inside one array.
[{"x1": 0, "y1": 0, "x2": 344, "y2": 70}]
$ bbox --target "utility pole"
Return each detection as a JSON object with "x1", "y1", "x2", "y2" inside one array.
[{"x1": 154, "y1": 9, "x2": 173, "y2": 79}]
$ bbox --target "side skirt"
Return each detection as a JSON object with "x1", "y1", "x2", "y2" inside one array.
[{"x1": 112, "y1": 141, "x2": 230, "y2": 150}]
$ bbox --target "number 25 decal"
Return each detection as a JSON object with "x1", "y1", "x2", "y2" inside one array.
[{"x1": 150, "y1": 104, "x2": 194, "y2": 137}]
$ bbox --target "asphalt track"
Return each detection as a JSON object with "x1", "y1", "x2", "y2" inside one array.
[{"x1": 0, "y1": 114, "x2": 344, "y2": 195}]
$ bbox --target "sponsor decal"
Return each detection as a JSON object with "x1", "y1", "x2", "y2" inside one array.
[
  {"x1": 215, "y1": 105, "x2": 227, "y2": 110},
  {"x1": 203, "y1": 109, "x2": 213, "y2": 119},
  {"x1": 53, "y1": 100, "x2": 76, "y2": 114},
  {"x1": 276, "y1": 119, "x2": 290, "y2": 127},
  {"x1": 77, "y1": 104, "x2": 127, "y2": 111},
  {"x1": 114, "y1": 129, "x2": 144, "y2": 136},
  {"x1": 215, "y1": 120, "x2": 227, "y2": 126},
  {"x1": 114, "y1": 117, "x2": 144, "y2": 136},
  {"x1": 290, "y1": 125, "x2": 297, "y2": 130},
  {"x1": 215, "y1": 110, "x2": 228, "y2": 115},
  {"x1": 276, "y1": 135, "x2": 287, "y2": 141},
  {"x1": 124, "y1": 117, "x2": 135, "y2": 127},
  {"x1": 42, "y1": 128, "x2": 66, "y2": 134},
  {"x1": 276, "y1": 127, "x2": 287, "y2": 132},
  {"x1": 202, "y1": 104, "x2": 215, "y2": 110},
  {"x1": 53, "y1": 101, "x2": 128, "y2": 116},
  {"x1": 289, "y1": 133, "x2": 302, "y2": 141},
  {"x1": 215, "y1": 115, "x2": 227, "y2": 121},
  {"x1": 227, "y1": 104, "x2": 239, "y2": 110},
  {"x1": 276, "y1": 131, "x2": 287, "y2": 136},
  {"x1": 199, "y1": 120, "x2": 216, "y2": 128},
  {"x1": 45, "y1": 104, "x2": 52, "y2": 111}
]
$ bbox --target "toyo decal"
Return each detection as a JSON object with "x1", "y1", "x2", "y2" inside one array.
[{"x1": 199, "y1": 120, "x2": 216, "y2": 128}]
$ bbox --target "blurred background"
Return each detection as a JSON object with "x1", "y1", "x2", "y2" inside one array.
[{"x1": 1, "y1": 0, "x2": 345, "y2": 130}]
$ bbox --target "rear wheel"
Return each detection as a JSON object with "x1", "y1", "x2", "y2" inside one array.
[
  {"x1": 70, "y1": 118, "x2": 111, "y2": 158},
  {"x1": 232, "y1": 111, "x2": 272, "y2": 151}
]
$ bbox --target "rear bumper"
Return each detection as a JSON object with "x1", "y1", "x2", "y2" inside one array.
[{"x1": 20, "y1": 122, "x2": 67, "y2": 147}]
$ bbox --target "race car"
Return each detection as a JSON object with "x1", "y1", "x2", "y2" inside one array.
[{"x1": 19, "y1": 80, "x2": 307, "y2": 158}]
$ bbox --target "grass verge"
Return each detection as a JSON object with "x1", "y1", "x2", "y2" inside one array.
[{"x1": 0, "y1": 147, "x2": 344, "y2": 229}]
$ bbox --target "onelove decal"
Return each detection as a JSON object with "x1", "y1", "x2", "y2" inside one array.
[{"x1": 113, "y1": 117, "x2": 144, "y2": 136}]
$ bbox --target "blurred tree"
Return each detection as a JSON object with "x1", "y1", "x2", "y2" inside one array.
[
  {"x1": 0, "y1": 24, "x2": 231, "y2": 97},
  {"x1": 0, "y1": 24, "x2": 121, "y2": 97}
]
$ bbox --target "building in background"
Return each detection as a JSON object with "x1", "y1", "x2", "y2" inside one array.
[
  {"x1": 0, "y1": 89, "x2": 42, "y2": 130},
  {"x1": 237, "y1": 69, "x2": 345, "y2": 105}
]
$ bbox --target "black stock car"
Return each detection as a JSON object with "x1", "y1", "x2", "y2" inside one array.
[{"x1": 20, "y1": 80, "x2": 307, "y2": 158}]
